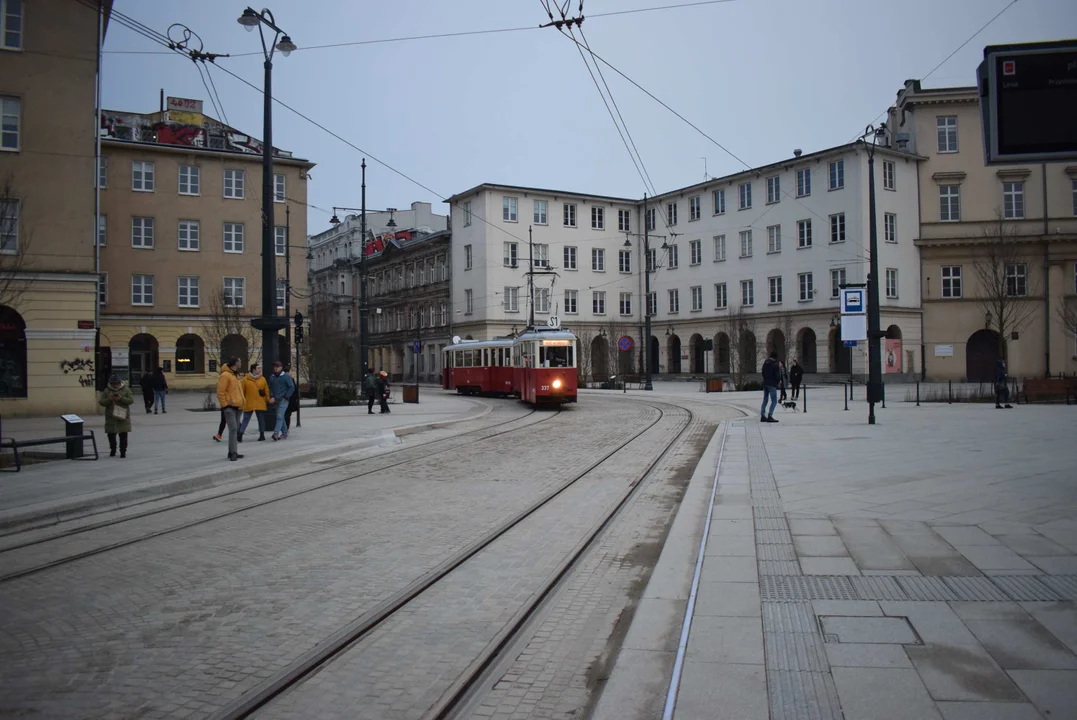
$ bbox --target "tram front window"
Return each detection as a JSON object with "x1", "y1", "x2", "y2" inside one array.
[{"x1": 541, "y1": 345, "x2": 572, "y2": 368}]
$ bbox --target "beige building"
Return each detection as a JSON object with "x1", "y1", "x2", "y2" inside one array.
[
  {"x1": 0, "y1": 0, "x2": 110, "y2": 417},
  {"x1": 98, "y1": 102, "x2": 313, "y2": 390},
  {"x1": 889, "y1": 80, "x2": 1077, "y2": 381}
]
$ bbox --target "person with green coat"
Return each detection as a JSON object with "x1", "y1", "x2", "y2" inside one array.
[{"x1": 99, "y1": 373, "x2": 134, "y2": 458}]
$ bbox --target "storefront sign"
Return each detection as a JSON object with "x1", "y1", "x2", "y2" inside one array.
[{"x1": 77, "y1": 320, "x2": 95, "y2": 329}]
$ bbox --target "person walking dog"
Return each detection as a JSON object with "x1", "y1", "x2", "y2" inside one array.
[
  {"x1": 99, "y1": 374, "x2": 134, "y2": 458},
  {"x1": 239, "y1": 362, "x2": 269, "y2": 442},
  {"x1": 217, "y1": 356, "x2": 245, "y2": 461},
  {"x1": 761, "y1": 351, "x2": 781, "y2": 423}
]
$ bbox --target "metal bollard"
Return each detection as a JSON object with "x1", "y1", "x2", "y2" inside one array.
[
  {"x1": 882, "y1": 384, "x2": 886, "y2": 409},
  {"x1": 948, "y1": 380, "x2": 952, "y2": 404},
  {"x1": 849, "y1": 381, "x2": 854, "y2": 401},
  {"x1": 916, "y1": 381, "x2": 920, "y2": 407},
  {"x1": 844, "y1": 383, "x2": 849, "y2": 411},
  {"x1": 803, "y1": 384, "x2": 807, "y2": 414}
]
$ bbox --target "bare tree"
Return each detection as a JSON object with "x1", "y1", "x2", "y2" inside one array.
[
  {"x1": 304, "y1": 299, "x2": 359, "y2": 405},
  {"x1": 603, "y1": 317, "x2": 633, "y2": 376},
  {"x1": 973, "y1": 215, "x2": 1039, "y2": 356},
  {"x1": 575, "y1": 325, "x2": 594, "y2": 386},
  {"x1": 780, "y1": 312, "x2": 795, "y2": 366},
  {"x1": 720, "y1": 304, "x2": 757, "y2": 390},
  {"x1": 1058, "y1": 299, "x2": 1077, "y2": 355},
  {"x1": 0, "y1": 174, "x2": 36, "y2": 309},
  {"x1": 201, "y1": 286, "x2": 261, "y2": 370}
]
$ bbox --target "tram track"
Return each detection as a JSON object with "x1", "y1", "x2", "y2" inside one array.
[
  {"x1": 211, "y1": 400, "x2": 695, "y2": 720},
  {"x1": 0, "y1": 403, "x2": 562, "y2": 583}
]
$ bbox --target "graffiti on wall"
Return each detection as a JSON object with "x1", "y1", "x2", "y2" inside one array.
[
  {"x1": 100, "y1": 109, "x2": 293, "y2": 158},
  {"x1": 60, "y1": 358, "x2": 96, "y2": 388}
]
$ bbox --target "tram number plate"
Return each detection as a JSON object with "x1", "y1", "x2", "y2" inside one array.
[{"x1": 540, "y1": 385, "x2": 550, "y2": 391}]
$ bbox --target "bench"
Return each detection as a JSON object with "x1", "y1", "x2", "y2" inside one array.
[
  {"x1": 1020, "y1": 378, "x2": 1077, "y2": 404},
  {"x1": 0, "y1": 432, "x2": 100, "y2": 472}
]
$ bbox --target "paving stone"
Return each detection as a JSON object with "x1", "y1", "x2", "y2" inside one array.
[
  {"x1": 694, "y1": 581, "x2": 761, "y2": 618},
  {"x1": 1025, "y1": 555, "x2": 1077, "y2": 575},
  {"x1": 674, "y1": 661, "x2": 768, "y2": 719},
  {"x1": 620, "y1": 598, "x2": 687, "y2": 653},
  {"x1": 935, "y1": 701, "x2": 1045, "y2": 720},
  {"x1": 684, "y1": 616, "x2": 764, "y2": 664},
  {"x1": 800, "y1": 557, "x2": 860, "y2": 576},
  {"x1": 995, "y1": 533, "x2": 1073, "y2": 557},
  {"x1": 933, "y1": 526, "x2": 1003, "y2": 547},
  {"x1": 830, "y1": 667, "x2": 943, "y2": 720},
  {"x1": 789, "y1": 519, "x2": 838, "y2": 536},
  {"x1": 701, "y1": 556, "x2": 758, "y2": 583},
  {"x1": 704, "y1": 533, "x2": 756, "y2": 558},
  {"x1": 1020, "y1": 602, "x2": 1077, "y2": 656},
  {"x1": 964, "y1": 615, "x2": 1077, "y2": 670},
  {"x1": 819, "y1": 616, "x2": 918, "y2": 645},
  {"x1": 957, "y1": 545, "x2": 1039, "y2": 572},
  {"x1": 824, "y1": 642, "x2": 913, "y2": 668},
  {"x1": 905, "y1": 644, "x2": 1024, "y2": 702},
  {"x1": 833, "y1": 521, "x2": 916, "y2": 572},
  {"x1": 793, "y1": 535, "x2": 850, "y2": 558},
  {"x1": 812, "y1": 600, "x2": 882, "y2": 617},
  {"x1": 1007, "y1": 669, "x2": 1077, "y2": 717}
]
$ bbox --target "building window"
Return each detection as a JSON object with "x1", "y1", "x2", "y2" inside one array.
[
  {"x1": 713, "y1": 189, "x2": 726, "y2": 215},
  {"x1": 647, "y1": 291, "x2": 657, "y2": 317},
  {"x1": 0, "y1": 197, "x2": 17, "y2": 252},
  {"x1": 796, "y1": 168, "x2": 811, "y2": 197},
  {"x1": 619, "y1": 292, "x2": 632, "y2": 315},
  {"x1": 533, "y1": 243, "x2": 549, "y2": 268},
  {"x1": 465, "y1": 288, "x2": 474, "y2": 314},
  {"x1": 96, "y1": 214, "x2": 106, "y2": 247},
  {"x1": 797, "y1": 219, "x2": 812, "y2": 249},
  {"x1": 0, "y1": 96, "x2": 18, "y2": 150},
  {"x1": 941, "y1": 265, "x2": 962, "y2": 298},
  {"x1": 741, "y1": 279, "x2": 754, "y2": 307},
  {"x1": 99, "y1": 273, "x2": 107, "y2": 306},
  {"x1": 884, "y1": 213, "x2": 897, "y2": 244},
  {"x1": 504, "y1": 241, "x2": 518, "y2": 267},
  {"x1": 592, "y1": 247, "x2": 605, "y2": 271},
  {"x1": 178, "y1": 276, "x2": 200, "y2": 308},
  {"x1": 503, "y1": 196, "x2": 518, "y2": 222},
  {"x1": 647, "y1": 208, "x2": 656, "y2": 231},
  {"x1": 766, "y1": 176, "x2": 780, "y2": 204},
  {"x1": 223, "y1": 169, "x2": 244, "y2": 198},
  {"x1": 590, "y1": 205, "x2": 602, "y2": 229},
  {"x1": 739, "y1": 230, "x2": 753, "y2": 258},
  {"x1": 667, "y1": 244, "x2": 679, "y2": 269},
  {"x1": 829, "y1": 160, "x2": 844, "y2": 190},
  {"x1": 223, "y1": 277, "x2": 245, "y2": 307},
  {"x1": 882, "y1": 160, "x2": 896, "y2": 191},
  {"x1": 131, "y1": 217, "x2": 154, "y2": 248},
  {"x1": 666, "y1": 202, "x2": 677, "y2": 226},
  {"x1": 98, "y1": 157, "x2": 108, "y2": 188},
  {"x1": 940, "y1": 185, "x2": 960, "y2": 221},
  {"x1": 1005, "y1": 264, "x2": 1027, "y2": 297},
  {"x1": 1072, "y1": 180, "x2": 1077, "y2": 216},
  {"x1": 224, "y1": 222, "x2": 244, "y2": 253},
  {"x1": 564, "y1": 202, "x2": 578, "y2": 228},
  {"x1": 277, "y1": 280, "x2": 287, "y2": 310},
  {"x1": 715, "y1": 282, "x2": 727, "y2": 309},
  {"x1": 886, "y1": 268, "x2": 898, "y2": 299},
  {"x1": 689, "y1": 196, "x2": 701, "y2": 221},
  {"x1": 799, "y1": 272, "x2": 814, "y2": 302},
  {"x1": 618, "y1": 209, "x2": 631, "y2": 232},
  {"x1": 178, "y1": 220, "x2": 200, "y2": 251},
  {"x1": 565, "y1": 289, "x2": 578, "y2": 314},
  {"x1": 831, "y1": 268, "x2": 846, "y2": 298},
  {"x1": 274, "y1": 173, "x2": 286, "y2": 203},
  {"x1": 275, "y1": 226, "x2": 286, "y2": 256},
  {"x1": 767, "y1": 225, "x2": 781, "y2": 254},
  {"x1": 504, "y1": 286, "x2": 520, "y2": 312},
  {"x1": 178, "y1": 165, "x2": 200, "y2": 195},
  {"x1": 1003, "y1": 181, "x2": 1024, "y2": 219},
  {"x1": 619, "y1": 249, "x2": 631, "y2": 273},
  {"x1": 829, "y1": 213, "x2": 846, "y2": 243},
  {"x1": 739, "y1": 183, "x2": 752, "y2": 210},
  {"x1": 463, "y1": 201, "x2": 472, "y2": 226},
  {"x1": 690, "y1": 285, "x2": 703, "y2": 312},
  {"x1": 131, "y1": 274, "x2": 154, "y2": 306},
  {"x1": 713, "y1": 235, "x2": 726, "y2": 262},
  {"x1": 132, "y1": 161, "x2": 155, "y2": 192},
  {"x1": 937, "y1": 116, "x2": 958, "y2": 153},
  {"x1": 464, "y1": 244, "x2": 472, "y2": 270},
  {"x1": 593, "y1": 290, "x2": 606, "y2": 315},
  {"x1": 533, "y1": 199, "x2": 547, "y2": 225},
  {"x1": 769, "y1": 276, "x2": 783, "y2": 304},
  {"x1": 647, "y1": 247, "x2": 657, "y2": 272},
  {"x1": 1, "y1": 0, "x2": 23, "y2": 50},
  {"x1": 668, "y1": 289, "x2": 679, "y2": 313},
  {"x1": 690, "y1": 239, "x2": 701, "y2": 265},
  {"x1": 564, "y1": 246, "x2": 577, "y2": 270},
  {"x1": 536, "y1": 287, "x2": 550, "y2": 313}
]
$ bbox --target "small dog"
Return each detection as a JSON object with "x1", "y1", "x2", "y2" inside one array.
[{"x1": 780, "y1": 400, "x2": 798, "y2": 411}]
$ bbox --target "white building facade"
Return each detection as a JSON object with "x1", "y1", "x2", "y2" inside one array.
[
  {"x1": 446, "y1": 142, "x2": 923, "y2": 381},
  {"x1": 308, "y1": 201, "x2": 447, "y2": 274}
]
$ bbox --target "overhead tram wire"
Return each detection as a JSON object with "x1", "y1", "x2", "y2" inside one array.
[{"x1": 204, "y1": 63, "x2": 231, "y2": 127}]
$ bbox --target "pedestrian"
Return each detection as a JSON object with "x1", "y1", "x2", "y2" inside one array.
[
  {"x1": 138, "y1": 371, "x2": 154, "y2": 414},
  {"x1": 284, "y1": 364, "x2": 299, "y2": 431},
  {"x1": 239, "y1": 362, "x2": 269, "y2": 442},
  {"x1": 995, "y1": 358, "x2": 1013, "y2": 409},
  {"x1": 212, "y1": 408, "x2": 227, "y2": 443},
  {"x1": 268, "y1": 360, "x2": 296, "y2": 440},
  {"x1": 99, "y1": 374, "x2": 134, "y2": 458},
  {"x1": 363, "y1": 368, "x2": 377, "y2": 414},
  {"x1": 377, "y1": 370, "x2": 391, "y2": 414},
  {"x1": 779, "y1": 361, "x2": 789, "y2": 403},
  {"x1": 217, "y1": 356, "x2": 245, "y2": 461},
  {"x1": 761, "y1": 351, "x2": 780, "y2": 423},
  {"x1": 789, "y1": 359, "x2": 804, "y2": 400},
  {"x1": 152, "y1": 366, "x2": 168, "y2": 414}
]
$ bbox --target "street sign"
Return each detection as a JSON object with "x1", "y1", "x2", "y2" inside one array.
[
  {"x1": 841, "y1": 314, "x2": 868, "y2": 342},
  {"x1": 843, "y1": 340, "x2": 858, "y2": 348},
  {"x1": 618, "y1": 335, "x2": 633, "y2": 352},
  {"x1": 840, "y1": 288, "x2": 865, "y2": 315},
  {"x1": 412, "y1": 340, "x2": 421, "y2": 354}
]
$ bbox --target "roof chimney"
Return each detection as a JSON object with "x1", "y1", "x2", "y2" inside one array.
[{"x1": 793, "y1": 148, "x2": 802, "y2": 158}]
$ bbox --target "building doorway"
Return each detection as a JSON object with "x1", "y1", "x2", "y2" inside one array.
[
  {"x1": 966, "y1": 329, "x2": 1001, "y2": 383},
  {"x1": 828, "y1": 327, "x2": 851, "y2": 375},
  {"x1": 690, "y1": 333, "x2": 705, "y2": 373},
  {"x1": 0, "y1": 306, "x2": 27, "y2": 398},
  {"x1": 128, "y1": 333, "x2": 159, "y2": 385},
  {"x1": 668, "y1": 334, "x2": 682, "y2": 374},
  {"x1": 797, "y1": 327, "x2": 817, "y2": 373}
]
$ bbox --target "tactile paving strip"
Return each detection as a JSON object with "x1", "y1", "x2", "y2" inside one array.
[
  {"x1": 760, "y1": 573, "x2": 1069, "y2": 602},
  {"x1": 1041, "y1": 575, "x2": 1077, "y2": 600},
  {"x1": 767, "y1": 669, "x2": 843, "y2": 720},
  {"x1": 760, "y1": 575, "x2": 859, "y2": 601}
]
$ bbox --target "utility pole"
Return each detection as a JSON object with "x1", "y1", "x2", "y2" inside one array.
[
  {"x1": 528, "y1": 226, "x2": 536, "y2": 329},
  {"x1": 359, "y1": 159, "x2": 368, "y2": 376},
  {"x1": 643, "y1": 193, "x2": 653, "y2": 391},
  {"x1": 864, "y1": 125, "x2": 886, "y2": 425},
  {"x1": 284, "y1": 204, "x2": 291, "y2": 350}
]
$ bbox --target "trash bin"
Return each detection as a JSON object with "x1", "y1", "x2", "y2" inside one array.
[
  {"x1": 706, "y1": 378, "x2": 724, "y2": 393},
  {"x1": 61, "y1": 414, "x2": 84, "y2": 459},
  {"x1": 402, "y1": 386, "x2": 419, "y2": 404}
]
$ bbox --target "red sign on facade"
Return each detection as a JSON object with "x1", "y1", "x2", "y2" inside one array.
[{"x1": 77, "y1": 320, "x2": 95, "y2": 330}]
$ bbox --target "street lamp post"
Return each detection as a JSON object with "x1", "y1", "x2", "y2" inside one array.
[
  {"x1": 643, "y1": 194, "x2": 653, "y2": 391},
  {"x1": 237, "y1": 7, "x2": 296, "y2": 375},
  {"x1": 862, "y1": 123, "x2": 887, "y2": 425}
]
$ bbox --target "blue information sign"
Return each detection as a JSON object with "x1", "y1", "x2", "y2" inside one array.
[
  {"x1": 843, "y1": 340, "x2": 858, "y2": 347},
  {"x1": 412, "y1": 340, "x2": 421, "y2": 353}
]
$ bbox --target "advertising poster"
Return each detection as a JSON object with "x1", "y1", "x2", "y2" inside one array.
[{"x1": 884, "y1": 338, "x2": 902, "y2": 373}]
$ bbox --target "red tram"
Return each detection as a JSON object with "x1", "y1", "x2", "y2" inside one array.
[
  {"x1": 441, "y1": 329, "x2": 578, "y2": 406},
  {"x1": 441, "y1": 339, "x2": 514, "y2": 396}
]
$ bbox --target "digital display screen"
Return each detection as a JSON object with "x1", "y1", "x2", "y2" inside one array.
[{"x1": 995, "y1": 50, "x2": 1077, "y2": 156}]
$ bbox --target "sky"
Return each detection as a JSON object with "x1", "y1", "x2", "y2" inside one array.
[{"x1": 102, "y1": 0, "x2": 1077, "y2": 235}]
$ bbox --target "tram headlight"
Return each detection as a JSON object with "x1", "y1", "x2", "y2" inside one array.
[{"x1": 552, "y1": 378, "x2": 563, "y2": 389}]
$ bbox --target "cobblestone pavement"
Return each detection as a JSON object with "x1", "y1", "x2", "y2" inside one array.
[{"x1": 0, "y1": 396, "x2": 700, "y2": 719}]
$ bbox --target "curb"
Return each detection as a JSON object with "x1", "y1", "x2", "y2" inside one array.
[{"x1": 0, "y1": 399, "x2": 492, "y2": 534}]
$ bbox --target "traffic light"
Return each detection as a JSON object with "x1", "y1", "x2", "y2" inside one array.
[{"x1": 295, "y1": 324, "x2": 304, "y2": 344}]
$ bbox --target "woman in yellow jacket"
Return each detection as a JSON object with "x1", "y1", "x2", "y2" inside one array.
[{"x1": 239, "y1": 362, "x2": 270, "y2": 442}]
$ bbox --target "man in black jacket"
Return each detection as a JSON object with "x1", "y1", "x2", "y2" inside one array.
[
  {"x1": 761, "y1": 351, "x2": 781, "y2": 423},
  {"x1": 789, "y1": 359, "x2": 804, "y2": 400}
]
